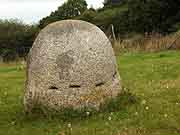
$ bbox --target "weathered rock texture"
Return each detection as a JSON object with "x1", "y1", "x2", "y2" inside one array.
[{"x1": 24, "y1": 20, "x2": 121, "y2": 111}]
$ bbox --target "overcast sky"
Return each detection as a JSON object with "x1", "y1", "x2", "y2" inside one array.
[{"x1": 0, "y1": 0, "x2": 104, "y2": 24}]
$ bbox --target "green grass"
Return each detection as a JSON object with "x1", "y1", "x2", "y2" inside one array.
[{"x1": 0, "y1": 51, "x2": 180, "y2": 135}]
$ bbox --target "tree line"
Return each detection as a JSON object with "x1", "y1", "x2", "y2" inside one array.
[
  {"x1": 1, "y1": 0, "x2": 180, "y2": 61},
  {"x1": 0, "y1": 19, "x2": 39, "y2": 62}
]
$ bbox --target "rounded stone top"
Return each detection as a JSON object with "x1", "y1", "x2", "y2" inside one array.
[
  {"x1": 29, "y1": 20, "x2": 117, "y2": 87},
  {"x1": 25, "y1": 20, "x2": 121, "y2": 110}
]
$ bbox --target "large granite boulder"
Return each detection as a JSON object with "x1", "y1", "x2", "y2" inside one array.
[{"x1": 24, "y1": 20, "x2": 121, "y2": 112}]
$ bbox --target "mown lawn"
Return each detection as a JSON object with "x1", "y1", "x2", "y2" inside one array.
[{"x1": 0, "y1": 51, "x2": 180, "y2": 135}]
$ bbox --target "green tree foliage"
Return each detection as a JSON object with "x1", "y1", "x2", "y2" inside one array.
[
  {"x1": 0, "y1": 19, "x2": 38, "y2": 62},
  {"x1": 76, "y1": 3, "x2": 128, "y2": 34},
  {"x1": 93, "y1": 8, "x2": 119, "y2": 31},
  {"x1": 39, "y1": 0, "x2": 88, "y2": 29},
  {"x1": 104, "y1": 0, "x2": 126, "y2": 8},
  {"x1": 112, "y1": 11, "x2": 130, "y2": 35},
  {"x1": 76, "y1": 8, "x2": 96, "y2": 23},
  {"x1": 127, "y1": 0, "x2": 180, "y2": 34},
  {"x1": 1, "y1": 0, "x2": 180, "y2": 62}
]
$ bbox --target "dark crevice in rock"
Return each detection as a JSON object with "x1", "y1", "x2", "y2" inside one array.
[
  {"x1": 49, "y1": 86, "x2": 58, "y2": 90},
  {"x1": 113, "y1": 71, "x2": 117, "y2": 78},
  {"x1": 96, "y1": 82, "x2": 105, "y2": 87},
  {"x1": 69, "y1": 85, "x2": 81, "y2": 88}
]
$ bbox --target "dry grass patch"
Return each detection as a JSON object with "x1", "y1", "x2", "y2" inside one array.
[{"x1": 113, "y1": 32, "x2": 180, "y2": 55}]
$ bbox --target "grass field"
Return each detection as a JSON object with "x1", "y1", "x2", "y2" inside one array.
[{"x1": 0, "y1": 51, "x2": 180, "y2": 135}]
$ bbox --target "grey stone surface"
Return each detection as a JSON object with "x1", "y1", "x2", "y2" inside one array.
[{"x1": 24, "y1": 20, "x2": 122, "y2": 111}]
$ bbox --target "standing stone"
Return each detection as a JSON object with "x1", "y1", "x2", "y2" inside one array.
[{"x1": 24, "y1": 20, "x2": 121, "y2": 112}]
